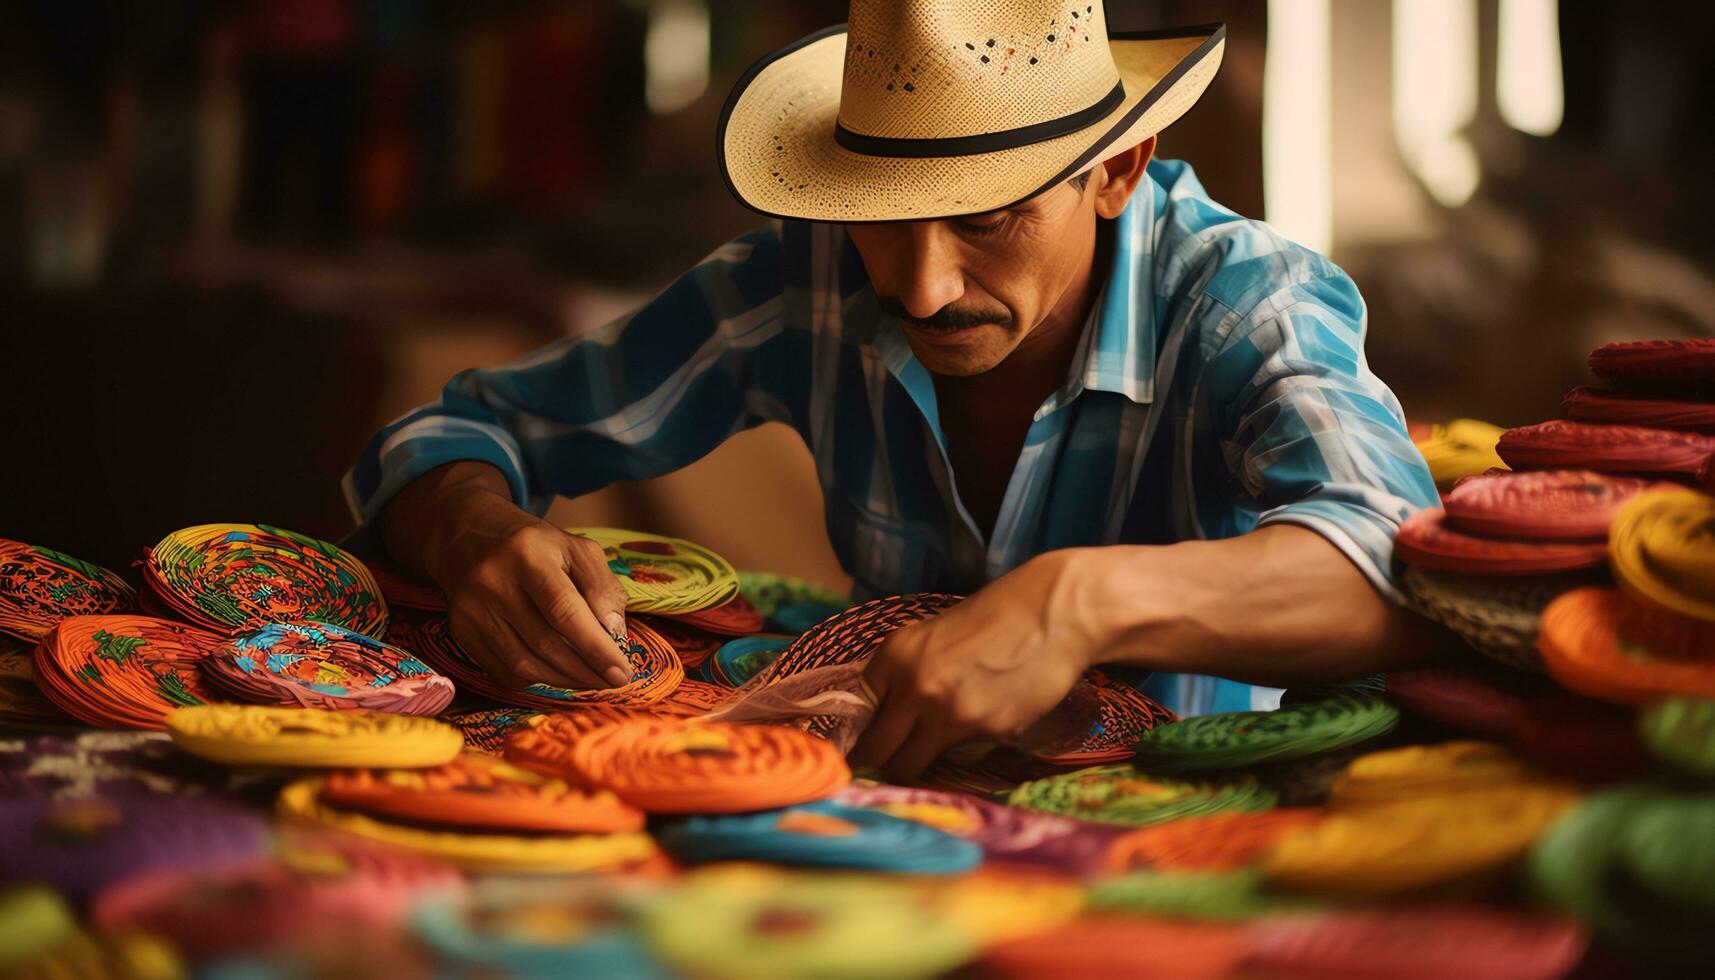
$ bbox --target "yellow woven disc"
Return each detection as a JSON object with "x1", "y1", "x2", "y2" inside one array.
[{"x1": 165, "y1": 705, "x2": 463, "y2": 768}]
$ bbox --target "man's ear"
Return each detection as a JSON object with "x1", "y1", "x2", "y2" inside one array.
[{"x1": 1092, "y1": 136, "x2": 1156, "y2": 219}]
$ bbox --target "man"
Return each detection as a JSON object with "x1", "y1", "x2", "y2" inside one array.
[{"x1": 346, "y1": 2, "x2": 1441, "y2": 780}]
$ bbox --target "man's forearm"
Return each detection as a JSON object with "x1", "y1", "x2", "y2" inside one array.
[
  {"x1": 1078, "y1": 524, "x2": 1444, "y2": 687},
  {"x1": 377, "y1": 460, "x2": 515, "y2": 578}
]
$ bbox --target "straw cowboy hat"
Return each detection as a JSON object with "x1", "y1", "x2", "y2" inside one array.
[{"x1": 717, "y1": 0, "x2": 1226, "y2": 222}]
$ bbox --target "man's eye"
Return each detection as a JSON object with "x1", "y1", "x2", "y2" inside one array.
[{"x1": 958, "y1": 214, "x2": 1011, "y2": 237}]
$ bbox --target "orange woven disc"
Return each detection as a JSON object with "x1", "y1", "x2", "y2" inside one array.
[
  {"x1": 1103, "y1": 809, "x2": 1326, "y2": 873},
  {"x1": 321, "y1": 754, "x2": 643, "y2": 833},
  {"x1": 1538, "y1": 587, "x2": 1715, "y2": 704},
  {"x1": 32, "y1": 615, "x2": 223, "y2": 729},
  {"x1": 511, "y1": 716, "x2": 850, "y2": 813}
]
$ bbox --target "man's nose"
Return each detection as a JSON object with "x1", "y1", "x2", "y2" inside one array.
[{"x1": 891, "y1": 222, "x2": 965, "y2": 319}]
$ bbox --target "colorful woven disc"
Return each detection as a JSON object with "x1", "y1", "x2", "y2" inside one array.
[
  {"x1": 278, "y1": 778, "x2": 659, "y2": 874},
  {"x1": 835, "y1": 782, "x2": 1124, "y2": 874},
  {"x1": 1563, "y1": 385, "x2": 1715, "y2": 433},
  {"x1": 1090, "y1": 869, "x2": 1316, "y2": 921},
  {"x1": 1395, "y1": 509, "x2": 1609, "y2": 575},
  {"x1": 1246, "y1": 907, "x2": 1588, "y2": 980},
  {"x1": 1263, "y1": 784, "x2": 1581, "y2": 897},
  {"x1": 983, "y1": 915, "x2": 1245, "y2": 980},
  {"x1": 1496, "y1": 420, "x2": 1715, "y2": 477},
  {"x1": 440, "y1": 706, "x2": 543, "y2": 756},
  {"x1": 510, "y1": 716, "x2": 850, "y2": 813},
  {"x1": 0, "y1": 540, "x2": 134, "y2": 640},
  {"x1": 567, "y1": 527, "x2": 738, "y2": 615},
  {"x1": 654, "y1": 594, "x2": 765, "y2": 636},
  {"x1": 641, "y1": 866, "x2": 977, "y2": 980},
  {"x1": 1129, "y1": 693, "x2": 1399, "y2": 773},
  {"x1": 408, "y1": 881, "x2": 666, "y2": 978},
  {"x1": 1402, "y1": 565, "x2": 1598, "y2": 671},
  {"x1": 656, "y1": 800, "x2": 982, "y2": 873},
  {"x1": 403, "y1": 615, "x2": 683, "y2": 710},
  {"x1": 1327, "y1": 741, "x2": 1543, "y2": 808},
  {"x1": 699, "y1": 636, "x2": 791, "y2": 687},
  {"x1": 1411, "y1": 418, "x2": 1510, "y2": 491},
  {"x1": 0, "y1": 795, "x2": 267, "y2": 901},
  {"x1": 32, "y1": 615, "x2": 223, "y2": 729},
  {"x1": 735, "y1": 571, "x2": 851, "y2": 619},
  {"x1": 322, "y1": 754, "x2": 644, "y2": 833},
  {"x1": 1103, "y1": 808, "x2": 1325, "y2": 873},
  {"x1": 1442, "y1": 470, "x2": 1663, "y2": 540},
  {"x1": 143, "y1": 523, "x2": 388, "y2": 637},
  {"x1": 1033, "y1": 671, "x2": 1176, "y2": 766},
  {"x1": 1538, "y1": 587, "x2": 1715, "y2": 704},
  {"x1": 1609, "y1": 488, "x2": 1715, "y2": 623},
  {"x1": 202, "y1": 620, "x2": 454, "y2": 715},
  {"x1": 1638, "y1": 697, "x2": 1715, "y2": 776},
  {"x1": 1382, "y1": 666, "x2": 1534, "y2": 739},
  {"x1": 636, "y1": 616, "x2": 723, "y2": 669},
  {"x1": 1007, "y1": 764, "x2": 1277, "y2": 827},
  {"x1": 165, "y1": 704, "x2": 464, "y2": 768},
  {"x1": 1588, "y1": 338, "x2": 1715, "y2": 397}
]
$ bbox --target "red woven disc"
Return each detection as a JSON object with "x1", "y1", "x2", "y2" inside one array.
[
  {"x1": 1588, "y1": 338, "x2": 1715, "y2": 397},
  {"x1": 1562, "y1": 385, "x2": 1715, "y2": 434},
  {"x1": 1441, "y1": 470, "x2": 1663, "y2": 539},
  {"x1": 1394, "y1": 509, "x2": 1609, "y2": 575},
  {"x1": 1496, "y1": 420, "x2": 1715, "y2": 477}
]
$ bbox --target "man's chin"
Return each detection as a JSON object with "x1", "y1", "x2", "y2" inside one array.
[{"x1": 902, "y1": 324, "x2": 1010, "y2": 376}]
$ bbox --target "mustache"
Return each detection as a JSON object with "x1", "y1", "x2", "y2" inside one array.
[{"x1": 878, "y1": 296, "x2": 1011, "y2": 331}]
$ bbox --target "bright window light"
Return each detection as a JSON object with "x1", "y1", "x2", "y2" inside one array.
[
  {"x1": 645, "y1": 0, "x2": 711, "y2": 115},
  {"x1": 1392, "y1": 0, "x2": 1481, "y2": 207},
  {"x1": 1264, "y1": 0, "x2": 1333, "y2": 254},
  {"x1": 1497, "y1": 0, "x2": 1564, "y2": 136}
]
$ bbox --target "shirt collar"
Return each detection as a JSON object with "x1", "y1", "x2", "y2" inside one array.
[{"x1": 1076, "y1": 172, "x2": 1159, "y2": 405}]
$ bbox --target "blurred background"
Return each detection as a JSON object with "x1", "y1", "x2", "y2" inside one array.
[{"x1": 2, "y1": 0, "x2": 1712, "y2": 587}]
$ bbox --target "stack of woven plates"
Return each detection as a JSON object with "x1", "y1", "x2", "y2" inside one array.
[{"x1": 0, "y1": 539, "x2": 134, "y2": 640}]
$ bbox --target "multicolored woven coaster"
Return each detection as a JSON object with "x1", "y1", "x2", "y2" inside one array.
[
  {"x1": 202, "y1": 620, "x2": 454, "y2": 715},
  {"x1": 0, "y1": 795, "x2": 267, "y2": 901},
  {"x1": 1263, "y1": 784, "x2": 1581, "y2": 896},
  {"x1": 409, "y1": 881, "x2": 669, "y2": 979},
  {"x1": 1006, "y1": 764, "x2": 1277, "y2": 827},
  {"x1": 1563, "y1": 384, "x2": 1715, "y2": 433},
  {"x1": 0, "y1": 540, "x2": 134, "y2": 640},
  {"x1": 322, "y1": 754, "x2": 644, "y2": 834},
  {"x1": 1538, "y1": 587, "x2": 1715, "y2": 703},
  {"x1": 1609, "y1": 488, "x2": 1715, "y2": 623},
  {"x1": 1103, "y1": 808, "x2": 1325, "y2": 874},
  {"x1": 735, "y1": 571, "x2": 851, "y2": 620},
  {"x1": 1403, "y1": 565, "x2": 1598, "y2": 672},
  {"x1": 508, "y1": 716, "x2": 849, "y2": 813},
  {"x1": 1497, "y1": 420, "x2": 1715, "y2": 477},
  {"x1": 165, "y1": 704, "x2": 464, "y2": 768},
  {"x1": 142, "y1": 523, "x2": 388, "y2": 637},
  {"x1": 32, "y1": 615, "x2": 223, "y2": 729},
  {"x1": 834, "y1": 782, "x2": 1125, "y2": 874},
  {"x1": 277, "y1": 778, "x2": 660, "y2": 874},
  {"x1": 1033, "y1": 671, "x2": 1176, "y2": 766},
  {"x1": 1245, "y1": 907, "x2": 1588, "y2": 980},
  {"x1": 1327, "y1": 741, "x2": 1543, "y2": 808},
  {"x1": 640, "y1": 865, "x2": 978, "y2": 980},
  {"x1": 1395, "y1": 509, "x2": 1609, "y2": 575},
  {"x1": 1129, "y1": 693, "x2": 1399, "y2": 773},
  {"x1": 656, "y1": 799, "x2": 981, "y2": 873},
  {"x1": 403, "y1": 615, "x2": 684, "y2": 710},
  {"x1": 91, "y1": 830, "x2": 464, "y2": 961},
  {"x1": 568, "y1": 528, "x2": 738, "y2": 615},
  {"x1": 699, "y1": 636, "x2": 791, "y2": 687},
  {"x1": 1442, "y1": 469, "x2": 1663, "y2": 540},
  {"x1": 1587, "y1": 338, "x2": 1715, "y2": 397},
  {"x1": 1639, "y1": 697, "x2": 1715, "y2": 776}
]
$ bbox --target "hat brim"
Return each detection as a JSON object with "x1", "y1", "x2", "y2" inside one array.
[{"x1": 718, "y1": 23, "x2": 1226, "y2": 223}]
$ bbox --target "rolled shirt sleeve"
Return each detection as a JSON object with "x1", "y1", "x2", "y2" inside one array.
[
  {"x1": 341, "y1": 222, "x2": 793, "y2": 555},
  {"x1": 1197, "y1": 269, "x2": 1439, "y2": 602}
]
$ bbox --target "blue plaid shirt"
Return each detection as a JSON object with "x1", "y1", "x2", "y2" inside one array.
[{"x1": 345, "y1": 159, "x2": 1437, "y2": 716}]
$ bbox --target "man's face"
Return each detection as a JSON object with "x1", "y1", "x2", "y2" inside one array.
[{"x1": 846, "y1": 179, "x2": 1100, "y2": 377}]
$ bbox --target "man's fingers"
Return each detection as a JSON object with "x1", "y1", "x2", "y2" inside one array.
[
  {"x1": 519, "y1": 558, "x2": 632, "y2": 688},
  {"x1": 500, "y1": 600, "x2": 611, "y2": 689},
  {"x1": 453, "y1": 612, "x2": 575, "y2": 690},
  {"x1": 881, "y1": 717, "x2": 972, "y2": 783},
  {"x1": 850, "y1": 685, "x2": 918, "y2": 772},
  {"x1": 564, "y1": 534, "x2": 633, "y2": 643}
]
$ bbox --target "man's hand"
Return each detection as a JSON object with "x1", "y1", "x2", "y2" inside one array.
[
  {"x1": 380, "y1": 461, "x2": 634, "y2": 692},
  {"x1": 850, "y1": 549, "x2": 1106, "y2": 781}
]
